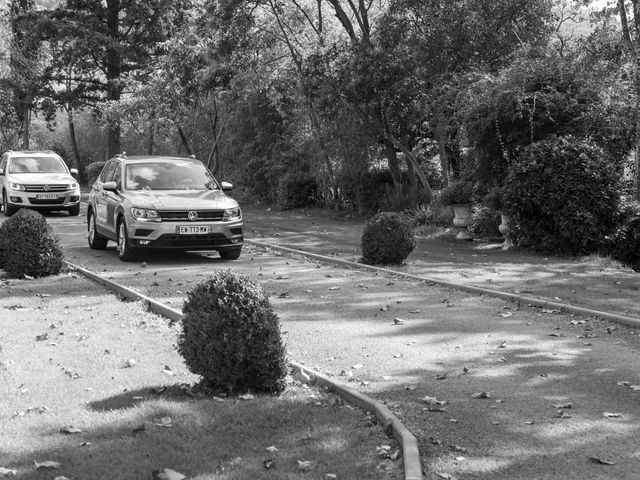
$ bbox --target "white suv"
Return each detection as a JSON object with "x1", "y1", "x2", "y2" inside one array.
[{"x1": 0, "y1": 150, "x2": 81, "y2": 217}]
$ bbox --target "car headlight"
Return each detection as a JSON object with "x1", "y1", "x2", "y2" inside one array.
[
  {"x1": 8, "y1": 182, "x2": 25, "y2": 191},
  {"x1": 131, "y1": 207, "x2": 161, "y2": 222},
  {"x1": 68, "y1": 182, "x2": 79, "y2": 190},
  {"x1": 222, "y1": 207, "x2": 242, "y2": 222}
]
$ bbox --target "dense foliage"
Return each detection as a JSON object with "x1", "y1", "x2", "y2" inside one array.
[
  {"x1": 178, "y1": 270, "x2": 287, "y2": 394},
  {"x1": 361, "y1": 212, "x2": 416, "y2": 265},
  {"x1": 606, "y1": 200, "x2": 640, "y2": 271},
  {"x1": 439, "y1": 180, "x2": 474, "y2": 206},
  {"x1": 85, "y1": 161, "x2": 106, "y2": 186},
  {"x1": 0, "y1": 209, "x2": 64, "y2": 278},
  {"x1": 503, "y1": 136, "x2": 620, "y2": 254}
]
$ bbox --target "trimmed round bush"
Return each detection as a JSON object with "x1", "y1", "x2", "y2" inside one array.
[
  {"x1": 503, "y1": 136, "x2": 620, "y2": 254},
  {"x1": 178, "y1": 270, "x2": 287, "y2": 394},
  {"x1": 439, "y1": 180, "x2": 474, "y2": 206},
  {"x1": 0, "y1": 209, "x2": 65, "y2": 278},
  {"x1": 361, "y1": 212, "x2": 416, "y2": 265}
]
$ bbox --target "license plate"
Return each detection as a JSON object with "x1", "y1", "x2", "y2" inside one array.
[
  {"x1": 36, "y1": 193, "x2": 58, "y2": 200},
  {"x1": 177, "y1": 225, "x2": 210, "y2": 235}
]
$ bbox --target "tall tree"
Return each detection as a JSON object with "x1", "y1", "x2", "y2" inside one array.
[
  {"x1": 47, "y1": 0, "x2": 189, "y2": 158},
  {"x1": 7, "y1": 0, "x2": 42, "y2": 149}
]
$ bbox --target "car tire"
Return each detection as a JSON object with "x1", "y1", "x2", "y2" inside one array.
[
  {"x1": 2, "y1": 192, "x2": 17, "y2": 217},
  {"x1": 219, "y1": 246, "x2": 242, "y2": 260},
  {"x1": 68, "y1": 204, "x2": 80, "y2": 216},
  {"x1": 117, "y1": 219, "x2": 138, "y2": 262},
  {"x1": 87, "y1": 210, "x2": 108, "y2": 250}
]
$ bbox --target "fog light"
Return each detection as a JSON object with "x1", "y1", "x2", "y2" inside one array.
[
  {"x1": 9, "y1": 196, "x2": 20, "y2": 203},
  {"x1": 70, "y1": 196, "x2": 79, "y2": 202},
  {"x1": 138, "y1": 240, "x2": 151, "y2": 245}
]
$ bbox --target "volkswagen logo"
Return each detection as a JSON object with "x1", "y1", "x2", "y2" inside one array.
[
  {"x1": 187, "y1": 211, "x2": 198, "y2": 221},
  {"x1": 44, "y1": 185, "x2": 50, "y2": 191}
]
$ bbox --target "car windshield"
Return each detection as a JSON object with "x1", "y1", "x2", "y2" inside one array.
[
  {"x1": 125, "y1": 161, "x2": 219, "y2": 191},
  {"x1": 8, "y1": 156, "x2": 67, "y2": 174}
]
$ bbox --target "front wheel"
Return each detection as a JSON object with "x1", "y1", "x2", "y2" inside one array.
[
  {"x1": 2, "y1": 192, "x2": 17, "y2": 217},
  {"x1": 68, "y1": 204, "x2": 80, "y2": 216},
  {"x1": 117, "y1": 219, "x2": 138, "y2": 262},
  {"x1": 87, "y1": 210, "x2": 108, "y2": 250},
  {"x1": 219, "y1": 246, "x2": 241, "y2": 260}
]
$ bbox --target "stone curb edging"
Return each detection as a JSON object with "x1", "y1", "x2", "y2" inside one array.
[
  {"x1": 290, "y1": 361, "x2": 422, "y2": 480},
  {"x1": 66, "y1": 261, "x2": 424, "y2": 480},
  {"x1": 246, "y1": 239, "x2": 640, "y2": 329}
]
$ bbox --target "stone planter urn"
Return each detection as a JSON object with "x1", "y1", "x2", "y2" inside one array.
[
  {"x1": 499, "y1": 213, "x2": 513, "y2": 250},
  {"x1": 452, "y1": 204, "x2": 473, "y2": 240}
]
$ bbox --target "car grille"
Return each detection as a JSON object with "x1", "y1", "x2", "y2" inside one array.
[
  {"x1": 159, "y1": 210, "x2": 225, "y2": 222},
  {"x1": 24, "y1": 184, "x2": 69, "y2": 192},
  {"x1": 152, "y1": 233, "x2": 231, "y2": 247},
  {"x1": 28, "y1": 197, "x2": 66, "y2": 205}
]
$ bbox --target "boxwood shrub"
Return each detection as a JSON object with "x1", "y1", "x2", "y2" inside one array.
[
  {"x1": 0, "y1": 209, "x2": 64, "y2": 278},
  {"x1": 361, "y1": 212, "x2": 416, "y2": 265},
  {"x1": 178, "y1": 270, "x2": 287, "y2": 395},
  {"x1": 502, "y1": 136, "x2": 620, "y2": 254}
]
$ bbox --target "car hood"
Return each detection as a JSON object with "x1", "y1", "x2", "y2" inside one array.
[
  {"x1": 123, "y1": 189, "x2": 238, "y2": 210},
  {"x1": 8, "y1": 173, "x2": 75, "y2": 184}
]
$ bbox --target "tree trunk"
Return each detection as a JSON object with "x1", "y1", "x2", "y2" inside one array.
[
  {"x1": 383, "y1": 137, "x2": 402, "y2": 189},
  {"x1": 67, "y1": 109, "x2": 81, "y2": 171},
  {"x1": 105, "y1": 0, "x2": 121, "y2": 158},
  {"x1": 22, "y1": 107, "x2": 30, "y2": 149}
]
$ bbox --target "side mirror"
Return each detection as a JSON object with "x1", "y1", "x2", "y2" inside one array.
[
  {"x1": 0, "y1": 168, "x2": 4, "y2": 176},
  {"x1": 103, "y1": 181, "x2": 118, "y2": 192},
  {"x1": 70, "y1": 168, "x2": 78, "y2": 175},
  {"x1": 220, "y1": 181, "x2": 233, "y2": 192}
]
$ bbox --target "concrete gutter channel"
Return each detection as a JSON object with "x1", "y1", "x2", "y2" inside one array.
[{"x1": 66, "y1": 238, "x2": 640, "y2": 480}]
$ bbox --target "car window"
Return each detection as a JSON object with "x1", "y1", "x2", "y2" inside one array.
[
  {"x1": 0, "y1": 154, "x2": 6, "y2": 173},
  {"x1": 125, "y1": 161, "x2": 219, "y2": 191},
  {"x1": 8, "y1": 156, "x2": 67, "y2": 174},
  {"x1": 99, "y1": 161, "x2": 117, "y2": 183},
  {"x1": 110, "y1": 162, "x2": 122, "y2": 188}
]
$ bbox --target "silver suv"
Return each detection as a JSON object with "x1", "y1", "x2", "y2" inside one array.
[
  {"x1": 86, "y1": 154, "x2": 243, "y2": 261},
  {"x1": 0, "y1": 150, "x2": 81, "y2": 217}
]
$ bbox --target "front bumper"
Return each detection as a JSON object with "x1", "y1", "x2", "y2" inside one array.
[
  {"x1": 126, "y1": 219, "x2": 244, "y2": 250},
  {"x1": 7, "y1": 189, "x2": 81, "y2": 210}
]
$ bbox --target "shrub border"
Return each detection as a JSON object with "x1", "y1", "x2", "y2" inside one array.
[{"x1": 66, "y1": 261, "x2": 423, "y2": 480}]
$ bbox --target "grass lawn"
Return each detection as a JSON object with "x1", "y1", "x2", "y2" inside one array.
[{"x1": 0, "y1": 272, "x2": 401, "y2": 479}]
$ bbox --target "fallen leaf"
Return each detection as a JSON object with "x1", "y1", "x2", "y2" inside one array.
[
  {"x1": 60, "y1": 426, "x2": 82, "y2": 434},
  {"x1": 34, "y1": 461, "x2": 60, "y2": 470},
  {"x1": 542, "y1": 309, "x2": 560, "y2": 314},
  {"x1": 154, "y1": 416, "x2": 173, "y2": 427},
  {"x1": 380, "y1": 305, "x2": 390, "y2": 311},
  {"x1": 450, "y1": 445, "x2": 467, "y2": 453},
  {"x1": 239, "y1": 393, "x2": 254, "y2": 400},
  {"x1": 265, "y1": 446, "x2": 278, "y2": 453},
  {"x1": 263, "y1": 459, "x2": 274, "y2": 470},
  {"x1": 393, "y1": 318, "x2": 405, "y2": 325},
  {"x1": 54, "y1": 477, "x2": 71, "y2": 480},
  {"x1": 435, "y1": 374, "x2": 448, "y2": 380},
  {"x1": 153, "y1": 468, "x2": 186, "y2": 480},
  {"x1": 421, "y1": 395, "x2": 447, "y2": 406},
  {"x1": 297, "y1": 460, "x2": 313, "y2": 471},
  {"x1": 551, "y1": 402, "x2": 572, "y2": 409},
  {"x1": 161, "y1": 366, "x2": 174, "y2": 375},
  {"x1": 328, "y1": 286, "x2": 340, "y2": 291},
  {"x1": 589, "y1": 456, "x2": 615, "y2": 465},
  {"x1": 499, "y1": 312, "x2": 513, "y2": 318},
  {"x1": 323, "y1": 474, "x2": 338, "y2": 480},
  {"x1": 352, "y1": 364, "x2": 364, "y2": 370},
  {"x1": 603, "y1": 412, "x2": 622, "y2": 418},
  {"x1": 472, "y1": 392, "x2": 491, "y2": 399},
  {"x1": 499, "y1": 341, "x2": 508, "y2": 348},
  {"x1": 124, "y1": 359, "x2": 137, "y2": 368}
]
